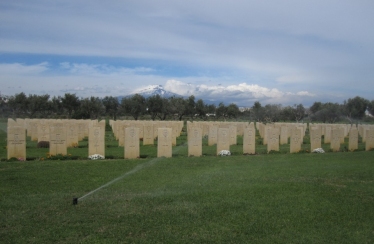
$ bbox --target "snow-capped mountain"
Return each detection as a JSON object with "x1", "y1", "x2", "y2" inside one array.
[{"x1": 118, "y1": 85, "x2": 183, "y2": 101}]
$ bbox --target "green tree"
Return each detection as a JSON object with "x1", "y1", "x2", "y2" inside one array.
[
  {"x1": 312, "y1": 103, "x2": 342, "y2": 123},
  {"x1": 0, "y1": 94, "x2": 11, "y2": 118},
  {"x1": 293, "y1": 104, "x2": 305, "y2": 122},
  {"x1": 309, "y1": 102, "x2": 323, "y2": 114},
  {"x1": 195, "y1": 99, "x2": 207, "y2": 120},
  {"x1": 368, "y1": 100, "x2": 374, "y2": 116},
  {"x1": 280, "y1": 106, "x2": 294, "y2": 122},
  {"x1": 102, "y1": 96, "x2": 119, "y2": 120},
  {"x1": 50, "y1": 96, "x2": 64, "y2": 118},
  {"x1": 215, "y1": 103, "x2": 227, "y2": 120},
  {"x1": 343, "y1": 96, "x2": 369, "y2": 122},
  {"x1": 264, "y1": 104, "x2": 282, "y2": 122},
  {"x1": 77, "y1": 96, "x2": 104, "y2": 119},
  {"x1": 27, "y1": 94, "x2": 50, "y2": 118},
  {"x1": 61, "y1": 93, "x2": 81, "y2": 118},
  {"x1": 168, "y1": 96, "x2": 187, "y2": 121},
  {"x1": 185, "y1": 95, "x2": 196, "y2": 120},
  {"x1": 8, "y1": 92, "x2": 29, "y2": 118},
  {"x1": 146, "y1": 95, "x2": 164, "y2": 120},
  {"x1": 120, "y1": 94, "x2": 146, "y2": 120},
  {"x1": 226, "y1": 103, "x2": 240, "y2": 119},
  {"x1": 251, "y1": 101, "x2": 265, "y2": 122}
]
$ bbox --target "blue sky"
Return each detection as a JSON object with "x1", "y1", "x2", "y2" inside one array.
[{"x1": 1, "y1": 0, "x2": 373, "y2": 106}]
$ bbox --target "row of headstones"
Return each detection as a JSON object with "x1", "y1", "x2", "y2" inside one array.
[
  {"x1": 257, "y1": 122, "x2": 374, "y2": 152},
  {"x1": 118, "y1": 120, "x2": 374, "y2": 157},
  {"x1": 309, "y1": 123, "x2": 374, "y2": 151},
  {"x1": 7, "y1": 118, "x2": 374, "y2": 160},
  {"x1": 6, "y1": 118, "x2": 106, "y2": 159},
  {"x1": 109, "y1": 120, "x2": 184, "y2": 146},
  {"x1": 120, "y1": 122, "x2": 257, "y2": 158}
]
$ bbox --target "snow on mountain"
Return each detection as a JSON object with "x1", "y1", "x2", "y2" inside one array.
[{"x1": 117, "y1": 85, "x2": 182, "y2": 101}]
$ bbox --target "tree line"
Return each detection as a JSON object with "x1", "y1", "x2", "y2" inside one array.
[{"x1": 1, "y1": 92, "x2": 373, "y2": 123}]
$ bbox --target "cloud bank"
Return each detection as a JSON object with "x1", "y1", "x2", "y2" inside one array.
[{"x1": 164, "y1": 80, "x2": 316, "y2": 106}]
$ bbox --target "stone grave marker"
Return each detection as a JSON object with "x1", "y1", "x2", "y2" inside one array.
[
  {"x1": 172, "y1": 123, "x2": 178, "y2": 146},
  {"x1": 280, "y1": 126, "x2": 288, "y2": 145},
  {"x1": 290, "y1": 127, "x2": 302, "y2": 153},
  {"x1": 310, "y1": 128, "x2": 321, "y2": 151},
  {"x1": 7, "y1": 126, "x2": 26, "y2": 160},
  {"x1": 339, "y1": 127, "x2": 345, "y2": 144},
  {"x1": 143, "y1": 124, "x2": 154, "y2": 145},
  {"x1": 66, "y1": 122, "x2": 79, "y2": 147},
  {"x1": 217, "y1": 128, "x2": 230, "y2": 155},
  {"x1": 267, "y1": 128, "x2": 279, "y2": 152},
  {"x1": 157, "y1": 128, "x2": 172, "y2": 158},
  {"x1": 324, "y1": 126, "x2": 331, "y2": 144},
  {"x1": 348, "y1": 127, "x2": 358, "y2": 151},
  {"x1": 49, "y1": 123, "x2": 67, "y2": 155},
  {"x1": 366, "y1": 129, "x2": 374, "y2": 151},
  {"x1": 229, "y1": 125, "x2": 237, "y2": 145},
  {"x1": 88, "y1": 125, "x2": 105, "y2": 156},
  {"x1": 208, "y1": 125, "x2": 218, "y2": 146},
  {"x1": 37, "y1": 122, "x2": 50, "y2": 142},
  {"x1": 330, "y1": 128, "x2": 340, "y2": 152},
  {"x1": 125, "y1": 127, "x2": 140, "y2": 159},
  {"x1": 188, "y1": 127, "x2": 202, "y2": 157},
  {"x1": 243, "y1": 125, "x2": 256, "y2": 154}
]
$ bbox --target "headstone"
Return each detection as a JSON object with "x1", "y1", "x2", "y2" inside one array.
[
  {"x1": 339, "y1": 127, "x2": 345, "y2": 144},
  {"x1": 208, "y1": 125, "x2": 218, "y2": 146},
  {"x1": 143, "y1": 124, "x2": 154, "y2": 145},
  {"x1": 229, "y1": 125, "x2": 237, "y2": 145},
  {"x1": 125, "y1": 127, "x2": 140, "y2": 159},
  {"x1": 37, "y1": 122, "x2": 50, "y2": 142},
  {"x1": 290, "y1": 127, "x2": 302, "y2": 153},
  {"x1": 348, "y1": 127, "x2": 358, "y2": 151},
  {"x1": 188, "y1": 127, "x2": 202, "y2": 157},
  {"x1": 243, "y1": 125, "x2": 256, "y2": 154},
  {"x1": 88, "y1": 126, "x2": 105, "y2": 156},
  {"x1": 157, "y1": 128, "x2": 172, "y2": 158},
  {"x1": 66, "y1": 122, "x2": 79, "y2": 147},
  {"x1": 77, "y1": 122, "x2": 86, "y2": 141},
  {"x1": 366, "y1": 129, "x2": 374, "y2": 151},
  {"x1": 330, "y1": 128, "x2": 340, "y2": 152},
  {"x1": 172, "y1": 123, "x2": 178, "y2": 146},
  {"x1": 118, "y1": 122, "x2": 127, "y2": 147},
  {"x1": 263, "y1": 125, "x2": 272, "y2": 145},
  {"x1": 217, "y1": 128, "x2": 230, "y2": 155},
  {"x1": 7, "y1": 126, "x2": 26, "y2": 160},
  {"x1": 267, "y1": 128, "x2": 279, "y2": 152},
  {"x1": 324, "y1": 126, "x2": 331, "y2": 144},
  {"x1": 280, "y1": 126, "x2": 288, "y2": 145},
  {"x1": 49, "y1": 123, "x2": 67, "y2": 155},
  {"x1": 310, "y1": 128, "x2": 321, "y2": 151}
]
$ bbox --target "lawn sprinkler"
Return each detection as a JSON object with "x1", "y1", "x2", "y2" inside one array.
[{"x1": 73, "y1": 197, "x2": 78, "y2": 205}]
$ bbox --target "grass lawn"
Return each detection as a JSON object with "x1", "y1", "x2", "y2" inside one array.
[{"x1": 1, "y1": 151, "x2": 374, "y2": 243}]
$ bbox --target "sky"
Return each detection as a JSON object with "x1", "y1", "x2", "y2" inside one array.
[{"x1": 1, "y1": 0, "x2": 374, "y2": 107}]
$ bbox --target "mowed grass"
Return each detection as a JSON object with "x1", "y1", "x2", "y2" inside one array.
[{"x1": 1, "y1": 152, "x2": 374, "y2": 243}]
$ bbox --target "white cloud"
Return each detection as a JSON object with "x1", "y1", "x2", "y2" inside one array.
[
  {"x1": 0, "y1": 62, "x2": 49, "y2": 75},
  {"x1": 164, "y1": 79, "x2": 316, "y2": 105}
]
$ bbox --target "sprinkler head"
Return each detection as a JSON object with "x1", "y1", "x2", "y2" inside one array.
[{"x1": 73, "y1": 197, "x2": 78, "y2": 205}]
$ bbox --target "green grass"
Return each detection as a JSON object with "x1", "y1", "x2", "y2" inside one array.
[{"x1": 1, "y1": 152, "x2": 374, "y2": 243}]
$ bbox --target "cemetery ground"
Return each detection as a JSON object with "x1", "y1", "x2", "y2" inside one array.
[{"x1": 1, "y1": 120, "x2": 374, "y2": 242}]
